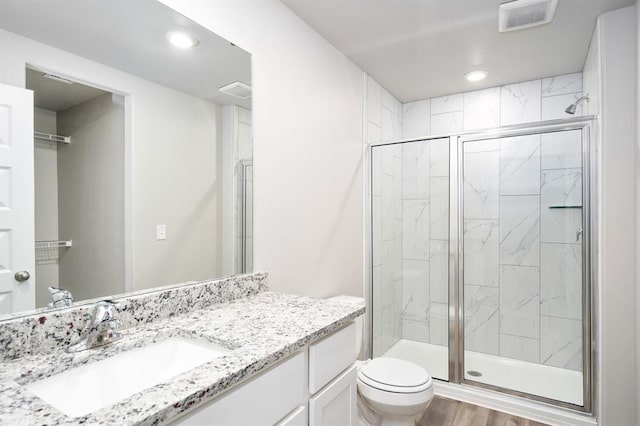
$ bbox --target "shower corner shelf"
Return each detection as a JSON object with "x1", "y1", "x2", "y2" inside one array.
[{"x1": 34, "y1": 131, "x2": 71, "y2": 144}]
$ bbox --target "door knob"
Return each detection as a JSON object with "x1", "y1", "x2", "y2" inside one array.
[{"x1": 15, "y1": 270, "x2": 30, "y2": 282}]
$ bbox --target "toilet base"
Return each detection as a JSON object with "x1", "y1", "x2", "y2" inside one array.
[{"x1": 357, "y1": 389, "x2": 432, "y2": 426}]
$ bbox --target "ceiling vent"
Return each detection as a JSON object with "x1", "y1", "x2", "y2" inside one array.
[
  {"x1": 498, "y1": 0, "x2": 559, "y2": 32},
  {"x1": 218, "y1": 81, "x2": 252, "y2": 99},
  {"x1": 42, "y1": 73, "x2": 74, "y2": 85}
]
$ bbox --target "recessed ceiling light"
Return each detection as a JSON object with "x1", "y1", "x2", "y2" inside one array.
[
  {"x1": 167, "y1": 31, "x2": 199, "y2": 49},
  {"x1": 465, "y1": 70, "x2": 488, "y2": 82}
]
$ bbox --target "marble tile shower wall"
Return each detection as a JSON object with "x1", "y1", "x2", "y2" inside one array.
[
  {"x1": 400, "y1": 72, "x2": 585, "y2": 371},
  {"x1": 366, "y1": 76, "x2": 403, "y2": 355}
]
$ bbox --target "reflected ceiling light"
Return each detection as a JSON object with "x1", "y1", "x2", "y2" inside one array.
[
  {"x1": 464, "y1": 70, "x2": 488, "y2": 82},
  {"x1": 167, "y1": 31, "x2": 199, "y2": 49}
]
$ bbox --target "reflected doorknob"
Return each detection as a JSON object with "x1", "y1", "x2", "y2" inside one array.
[{"x1": 15, "y1": 270, "x2": 30, "y2": 282}]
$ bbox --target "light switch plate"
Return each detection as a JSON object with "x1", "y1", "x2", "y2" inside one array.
[{"x1": 156, "y1": 224, "x2": 167, "y2": 240}]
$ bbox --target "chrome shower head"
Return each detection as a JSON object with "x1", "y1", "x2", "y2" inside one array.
[{"x1": 565, "y1": 94, "x2": 589, "y2": 115}]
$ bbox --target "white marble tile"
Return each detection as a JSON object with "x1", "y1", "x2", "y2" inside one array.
[
  {"x1": 431, "y1": 111, "x2": 463, "y2": 135},
  {"x1": 464, "y1": 139, "x2": 500, "y2": 154},
  {"x1": 372, "y1": 265, "x2": 383, "y2": 335},
  {"x1": 382, "y1": 87, "x2": 396, "y2": 111},
  {"x1": 541, "y1": 92, "x2": 584, "y2": 121},
  {"x1": 381, "y1": 241, "x2": 397, "y2": 303},
  {"x1": 431, "y1": 93, "x2": 463, "y2": 114},
  {"x1": 394, "y1": 279, "x2": 403, "y2": 339},
  {"x1": 381, "y1": 304, "x2": 396, "y2": 352},
  {"x1": 541, "y1": 130, "x2": 582, "y2": 170},
  {"x1": 541, "y1": 73, "x2": 582, "y2": 97},
  {"x1": 381, "y1": 106, "x2": 394, "y2": 142},
  {"x1": 541, "y1": 168, "x2": 582, "y2": 244},
  {"x1": 499, "y1": 135, "x2": 541, "y2": 196},
  {"x1": 500, "y1": 80, "x2": 542, "y2": 126},
  {"x1": 401, "y1": 141, "x2": 429, "y2": 199},
  {"x1": 463, "y1": 87, "x2": 500, "y2": 131},
  {"x1": 430, "y1": 138, "x2": 450, "y2": 177},
  {"x1": 463, "y1": 220, "x2": 500, "y2": 287},
  {"x1": 429, "y1": 239, "x2": 449, "y2": 304},
  {"x1": 540, "y1": 316, "x2": 583, "y2": 371},
  {"x1": 402, "y1": 259, "x2": 429, "y2": 321},
  {"x1": 463, "y1": 151, "x2": 500, "y2": 219},
  {"x1": 393, "y1": 98, "x2": 403, "y2": 140},
  {"x1": 464, "y1": 285, "x2": 499, "y2": 355},
  {"x1": 393, "y1": 157, "x2": 402, "y2": 219},
  {"x1": 403, "y1": 100, "x2": 431, "y2": 138},
  {"x1": 500, "y1": 195, "x2": 540, "y2": 267},
  {"x1": 430, "y1": 176, "x2": 449, "y2": 240},
  {"x1": 500, "y1": 334, "x2": 539, "y2": 364},
  {"x1": 367, "y1": 121, "x2": 381, "y2": 144},
  {"x1": 429, "y1": 302, "x2": 449, "y2": 346},
  {"x1": 373, "y1": 334, "x2": 383, "y2": 357},
  {"x1": 499, "y1": 265, "x2": 540, "y2": 339},
  {"x1": 541, "y1": 243, "x2": 582, "y2": 320},
  {"x1": 366, "y1": 75, "x2": 382, "y2": 127},
  {"x1": 402, "y1": 319, "x2": 429, "y2": 343},
  {"x1": 372, "y1": 195, "x2": 382, "y2": 264},
  {"x1": 402, "y1": 199, "x2": 430, "y2": 260},
  {"x1": 381, "y1": 174, "x2": 394, "y2": 241},
  {"x1": 371, "y1": 149, "x2": 383, "y2": 196}
]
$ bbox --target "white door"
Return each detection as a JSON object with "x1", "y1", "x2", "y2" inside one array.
[
  {"x1": 309, "y1": 365, "x2": 358, "y2": 426},
  {"x1": 0, "y1": 83, "x2": 35, "y2": 314}
]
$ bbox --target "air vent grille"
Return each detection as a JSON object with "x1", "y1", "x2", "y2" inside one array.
[
  {"x1": 218, "y1": 81, "x2": 252, "y2": 99},
  {"x1": 498, "y1": 0, "x2": 559, "y2": 32}
]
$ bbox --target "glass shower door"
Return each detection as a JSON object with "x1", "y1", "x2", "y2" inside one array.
[
  {"x1": 461, "y1": 128, "x2": 587, "y2": 406},
  {"x1": 370, "y1": 138, "x2": 450, "y2": 381}
]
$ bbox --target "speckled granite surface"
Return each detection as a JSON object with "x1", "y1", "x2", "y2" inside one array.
[
  {"x1": 0, "y1": 272, "x2": 268, "y2": 361},
  {"x1": 0, "y1": 291, "x2": 364, "y2": 425}
]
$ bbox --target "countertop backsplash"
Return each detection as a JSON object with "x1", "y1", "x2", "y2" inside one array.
[{"x1": 0, "y1": 272, "x2": 268, "y2": 361}]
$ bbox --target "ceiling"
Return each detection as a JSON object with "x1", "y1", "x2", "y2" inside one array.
[
  {"x1": 281, "y1": 0, "x2": 635, "y2": 102},
  {"x1": 26, "y1": 68, "x2": 109, "y2": 112},
  {"x1": 0, "y1": 0, "x2": 252, "y2": 108}
]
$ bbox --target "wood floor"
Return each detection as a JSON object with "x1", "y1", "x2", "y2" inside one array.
[{"x1": 418, "y1": 397, "x2": 549, "y2": 426}]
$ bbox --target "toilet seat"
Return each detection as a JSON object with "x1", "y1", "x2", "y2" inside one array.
[{"x1": 358, "y1": 358, "x2": 432, "y2": 394}]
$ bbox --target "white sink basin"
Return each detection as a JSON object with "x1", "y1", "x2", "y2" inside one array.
[{"x1": 24, "y1": 337, "x2": 230, "y2": 418}]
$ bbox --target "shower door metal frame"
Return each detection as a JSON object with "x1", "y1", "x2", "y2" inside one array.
[
  {"x1": 366, "y1": 115, "x2": 597, "y2": 415},
  {"x1": 455, "y1": 119, "x2": 596, "y2": 414}
]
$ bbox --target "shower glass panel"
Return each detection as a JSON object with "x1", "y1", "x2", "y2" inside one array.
[
  {"x1": 371, "y1": 138, "x2": 450, "y2": 381},
  {"x1": 461, "y1": 129, "x2": 585, "y2": 406}
]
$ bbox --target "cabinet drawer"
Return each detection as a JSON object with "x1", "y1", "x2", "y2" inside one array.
[
  {"x1": 172, "y1": 351, "x2": 305, "y2": 425},
  {"x1": 276, "y1": 405, "x2": 308, "y2": 426},
  {"x1": 309, "y1": 365, "x2": 357, "y2": 426},
  {"x1": 308, "y1": 322, "x2": 356, "y2": 394}
]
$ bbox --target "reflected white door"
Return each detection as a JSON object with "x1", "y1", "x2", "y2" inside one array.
[{"x1": 0, "y1": 84, "x2": 35, "y2": 313}]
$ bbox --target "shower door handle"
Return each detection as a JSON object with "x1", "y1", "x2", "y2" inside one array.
[{"x1": 576, "y1": 227, "x2": 583, "y2": 242}]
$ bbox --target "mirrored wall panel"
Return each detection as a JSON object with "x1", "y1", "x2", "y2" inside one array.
[{"x1": 0, "y1": 0, "x2": 252, "y2": 317}]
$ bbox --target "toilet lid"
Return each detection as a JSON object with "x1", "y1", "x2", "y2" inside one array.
[{"x1": 359, "y1": 358, "x2": 431, "y2": 393}]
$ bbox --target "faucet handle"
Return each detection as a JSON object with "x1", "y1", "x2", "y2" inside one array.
[{"x1": 91, "y1": 300, "x2": 119, "y2": 323}]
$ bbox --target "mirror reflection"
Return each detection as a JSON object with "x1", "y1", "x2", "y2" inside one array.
[{"x1": 0, "y1": 0, "x2": 252, "y2": 317}]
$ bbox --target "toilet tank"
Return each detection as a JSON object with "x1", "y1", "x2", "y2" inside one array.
[{"x1": 327, "y1": 295, "x2": 365, "y2": 359}]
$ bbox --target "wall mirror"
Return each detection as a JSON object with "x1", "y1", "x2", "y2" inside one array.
[{"x1": 0, "y1": 0, "x2": 253, "y2": 319}]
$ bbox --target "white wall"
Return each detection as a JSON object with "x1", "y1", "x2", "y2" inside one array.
[
  {"x1": 636, "y1": 4, "x2": 640, "y2": 424},
  {"x1": 57, "y1": 93, "x2": 125, "y2": 301},
  {"x1": 160, "y1": 0, "x2": 365, "y2": 298},
  {"x1": 586, "y1": 6, "x2": 638, "y2": 425},
  {"x1": 33, "y1": 107, "x2": 59, "y2": 307},
  {"x1": 0, "y1": 29, "x2": 222, "y2": 293}
]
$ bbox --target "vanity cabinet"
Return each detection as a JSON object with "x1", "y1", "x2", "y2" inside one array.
[{"x1": 171, "y1": 322, "x2": 357, "y2": 426}]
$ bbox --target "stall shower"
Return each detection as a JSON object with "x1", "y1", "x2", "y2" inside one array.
[{"x1": 368, "y1": 73, "x2": 594, "y2": 411}]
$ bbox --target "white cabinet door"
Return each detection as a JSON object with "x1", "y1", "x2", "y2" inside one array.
[
  {"x1": 0, "y1": 84, "x2": 35, "y2": 314},
  {"x1": 309, "y1": 365, "x2": 357, "y2": 426}
]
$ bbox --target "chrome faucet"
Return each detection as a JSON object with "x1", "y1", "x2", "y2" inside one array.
[
  {"x1": 67, "y1": 300, "x2": 123, "y2": 353},
  {"x1": 47, "y1": 286, "x2": 73, "y2": 309}
]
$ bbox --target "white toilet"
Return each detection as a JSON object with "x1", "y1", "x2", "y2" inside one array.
[{"x1": 328, "y1": 296, "x2": 434, "y2": 426}]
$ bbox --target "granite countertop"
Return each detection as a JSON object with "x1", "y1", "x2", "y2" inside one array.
[{"x1": 0, "y1": 292, "x2": 364, "y2": 425}]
